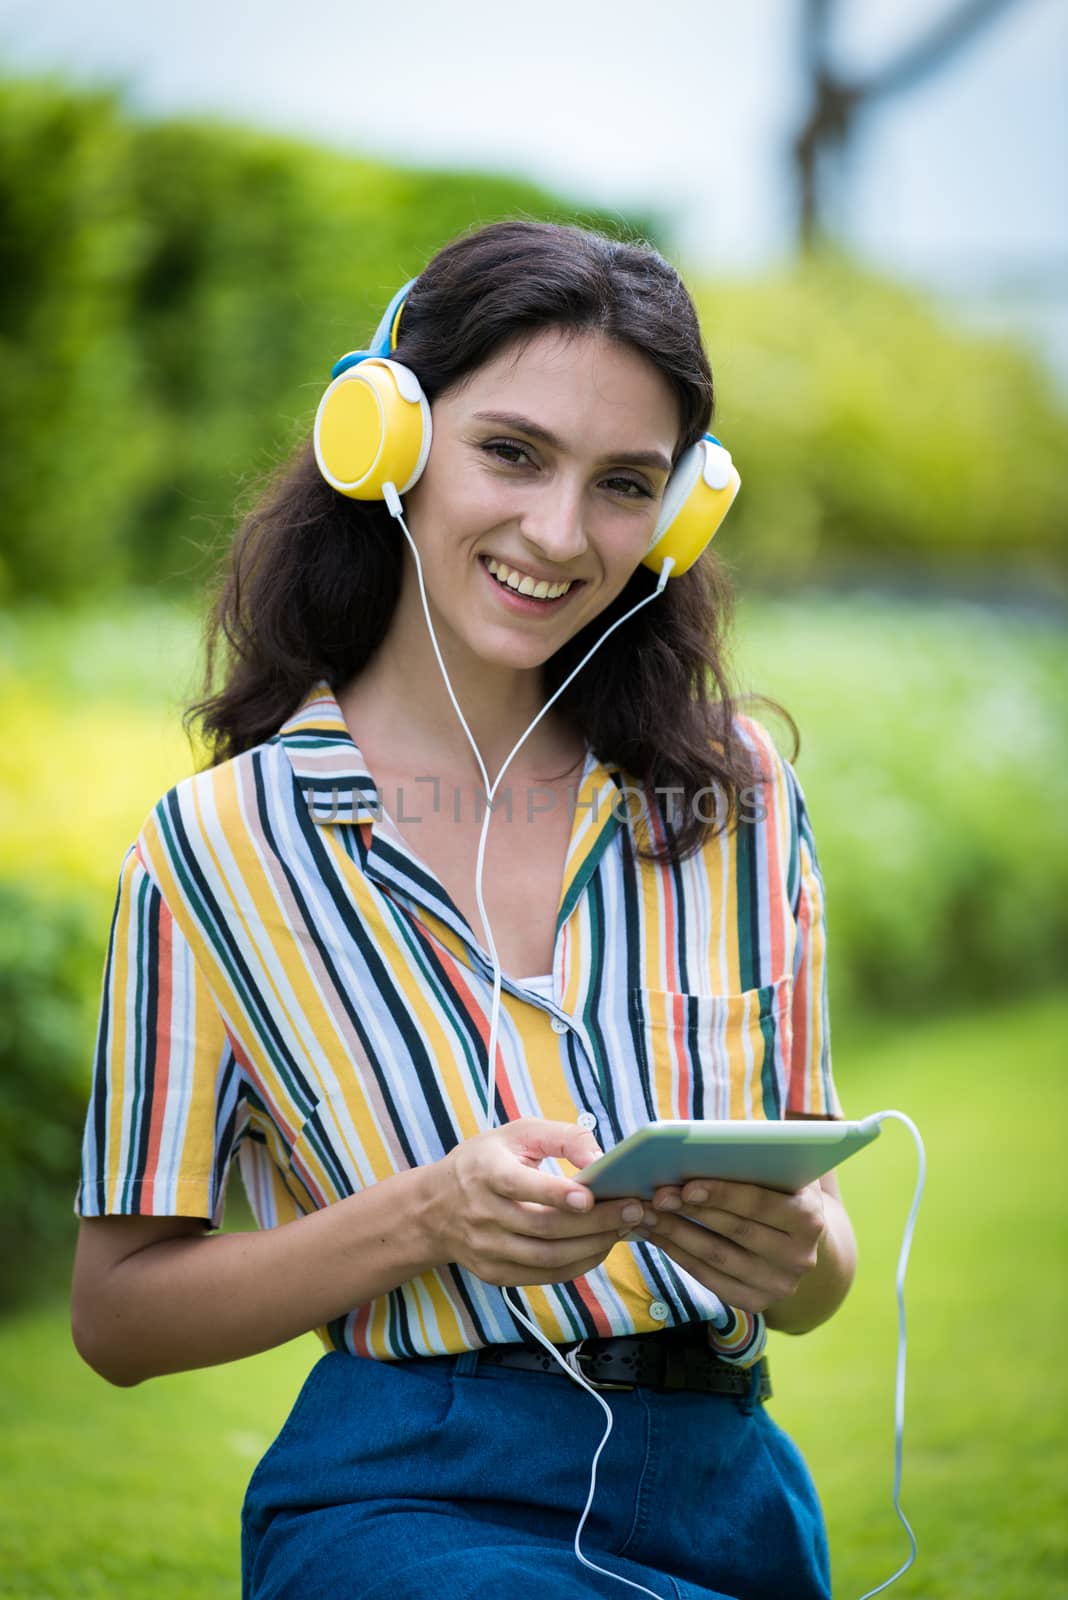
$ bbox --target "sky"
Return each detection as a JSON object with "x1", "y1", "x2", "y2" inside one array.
[{"x1": 1, "y1": 0, "x2": 1065, "y2": 369}]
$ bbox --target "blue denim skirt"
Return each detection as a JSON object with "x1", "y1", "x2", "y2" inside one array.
[{"x1": 241, "y1": 1349, "x2": 831, "y2": 1600}]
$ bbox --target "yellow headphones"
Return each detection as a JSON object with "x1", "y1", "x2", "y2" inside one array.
[{"x1": 313, "y1": 279, "x2": 740, "y2": 578}]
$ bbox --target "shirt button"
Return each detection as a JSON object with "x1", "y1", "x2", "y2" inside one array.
[
  {"x1": 550, "y1": 1017, "x2": 569, "y2": 1034},
  {"x1": 648, "y1": 1300, "x2": 670, "y2": 1323},
  {"x1": 576, "y1": 1112, "x2": 598, "y2": 1132}
]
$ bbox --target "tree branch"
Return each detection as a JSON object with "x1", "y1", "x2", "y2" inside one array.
[{"x1": 863, "y1": 0, "x2": 1025, "y2": 102}]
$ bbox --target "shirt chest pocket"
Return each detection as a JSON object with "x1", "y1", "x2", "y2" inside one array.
[{"x1": 626, "y1": 973, "x2": 793, "y2": 1123}]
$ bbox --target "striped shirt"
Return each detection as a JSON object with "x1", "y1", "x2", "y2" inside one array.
[{"x1": 75, "y1": 678, "x2": 840, "y2": 1368}]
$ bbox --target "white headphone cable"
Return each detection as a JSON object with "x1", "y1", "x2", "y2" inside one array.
[
  {"x1": 381, "y1": 483, "x2": 672, "y2": 1138},
  {"x1": 855, "y1": 1110, "x2": 926, "y2": 1599},
  {"x1": 384, "y1": 481, "x2": 672, "y2": 1598},
  {"x1": 382, "y1": 485, "x2": 925, "y2": 1600}
]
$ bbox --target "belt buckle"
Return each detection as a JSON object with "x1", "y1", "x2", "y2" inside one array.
[{"x1": 563, "y1": 1342, "x2": 635, "y2": 1392}]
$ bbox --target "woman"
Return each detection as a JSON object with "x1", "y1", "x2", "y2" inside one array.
[{"x1": 71, "y1": 220, "x2": 856, "y2": 1600}]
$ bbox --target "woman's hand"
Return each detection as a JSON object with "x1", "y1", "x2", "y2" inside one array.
[
  {"x1": 427, "y1": 1117, "x2": 651, "y2": 1288},
  {"x1": 633, "y1": 1177, "x2": 828, "y2": 1316}
]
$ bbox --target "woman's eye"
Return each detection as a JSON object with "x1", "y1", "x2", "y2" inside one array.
[
  {"x1": 603, "y1": 476, "x2": 651, "y2": 499},
  {"x1": 484, "y1": 439, "x2": 532, "y2": 467},
  {"x1": 481, "y1": 442, "x2": 650, "y2": 499}
]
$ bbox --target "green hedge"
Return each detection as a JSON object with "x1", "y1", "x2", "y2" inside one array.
[
  {"x1": 0, "y1": 74, "x2": 658, "y2": 602},
  {"x1": 697, "y1": 260, "x2": 1068, "y2": 589},
  {"x1": 733, "y1": 592, "x2": 1068, "y2": 1015},
  {"x1": 1, "y1": 73, "x2": 1065, "y2": 604},
  {"x1": 0, "y1": 881, "x2": 103, "y2": 1310}
]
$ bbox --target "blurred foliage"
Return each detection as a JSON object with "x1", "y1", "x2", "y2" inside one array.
[
  {"x1": 2, "y1": 71, "x2": 1066, "y2": 1311},
  {"x1": 8, "y1": 595, "x2": 1062, "y2": 1025},
  {"x1": 1, "y1": 73, "x2": 1066, "y2": 605},
  {"x1": 0, "y1": 881, "x2": 102, "y2": 1310},
  {"x1": 0, "y1": 602, "x2": 204, "y2": 900},
  {"x1": 698, "y1": 259, "x2": 1068, "y2": 593},
  {"x1": 0, "y1": 596, "x2": 204, "y2": 1307},
  {"x1": 2, "y1": 594, "x2": 1065, "y2": 1304},
  {"x1": 0, "y1": 72, "x2": 660, "y2": 603},
  {"x1": 733, "y1": 592, "x2": 1068, "y2": 1016}
]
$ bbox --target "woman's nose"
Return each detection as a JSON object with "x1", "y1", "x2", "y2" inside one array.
[{"x1": 519, "y1": 480, "x2": 588, "y2": 566}]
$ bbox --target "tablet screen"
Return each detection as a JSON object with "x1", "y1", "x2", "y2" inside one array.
[{"x1": 577, "y1": 1118, "x2": 881, "y2": 1198}]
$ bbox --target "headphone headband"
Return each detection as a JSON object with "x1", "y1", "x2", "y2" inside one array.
[
  {"x1": 331, "y1": 278, "x2": 417, "y2": 380},
  {"x1": 315, "y1": 279, "x2": 740, "y2": 575}
]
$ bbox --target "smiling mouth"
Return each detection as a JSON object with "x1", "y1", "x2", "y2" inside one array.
[{"x1": 481, "y1": 555, "x2": 582, "y2": 601}]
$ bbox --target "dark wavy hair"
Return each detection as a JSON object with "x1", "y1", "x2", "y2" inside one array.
[{"x1": 184, "y1": 219, "x2": 797, "y2": 864}]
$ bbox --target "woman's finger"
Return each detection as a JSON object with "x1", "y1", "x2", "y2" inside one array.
[
  {"x1": 485, "y1": 1190, "x2": 646, "y2": 1241},
  {"x1": 653, "y1": 1177, "x2": 794, "y2": 1234},
  {"x1": 478, "y1": 1225, "x2": 624, "y2": 1283},
  {"x1": 637, "y1": 1212, "x2": 800, "y2": 1302},
  {"x1": 663, "y1": 1203, "x2": 801, "y2": 1264},
  {"x1": 635, "y1": 1229, "x2": 776, "y2": 1315},
  {"x1": 464, "y1": 1126, "x2": 610, "y2": 1214},
  {"x1": 675, "y1": 1177, "x2": 825, "y2": 1247},
  {"x1": 489, "y1": 1158, "x2": 598, "y2": 1211}
]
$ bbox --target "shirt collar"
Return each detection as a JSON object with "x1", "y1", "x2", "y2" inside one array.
[
  {"x1": 274, "y1": 678, "x2": 383, "y2": 824},
  {"x1": 274, "y1": 677, "x2": 633, "y2": 973},
  {"x1": 275, "y1": 676, "x2": 627, "y2": 829}
]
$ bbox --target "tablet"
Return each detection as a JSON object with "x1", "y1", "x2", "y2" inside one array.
[{"x1": 576, "y1": 1118, "x2": 882, "y2": 1199}]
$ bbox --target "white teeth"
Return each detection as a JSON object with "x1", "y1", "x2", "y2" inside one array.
[{"x1": 485, "y1": 557, "x2": 572, "y2": 600}]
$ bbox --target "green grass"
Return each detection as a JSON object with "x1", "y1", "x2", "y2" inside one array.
[
  {"x1": 2, "y1": 992, "x2": 1065, "y2": 1598},
  {"x1": 772, "y1": 992, "x2": 1068, "y2": 1598}
]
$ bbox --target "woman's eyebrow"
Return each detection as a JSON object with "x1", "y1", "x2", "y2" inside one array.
[{"x1": 471, "y1": 411, "x2": 672, "y2": 474}]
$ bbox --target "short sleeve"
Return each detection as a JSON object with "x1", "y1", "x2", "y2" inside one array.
[
  {"x1": 73, "y1": 840, "x2": 244, "y2": 1228},
  {"x1": 782, "y1": 761, "x2": 842, "y2": 1118},
  {"x1": 708, "y1": 1306, "x2": 767, "y2": 1369}
]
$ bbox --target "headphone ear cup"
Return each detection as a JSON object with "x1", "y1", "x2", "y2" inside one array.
[
  {"x1": 642, "y1": 437, "x2": 741, "y2": 577},
  {"x1": 314, "y1": 358, "x2": 432, "y2": 500}
]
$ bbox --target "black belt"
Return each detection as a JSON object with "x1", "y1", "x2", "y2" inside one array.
[{"x1": 468, "y1": 1326, "x2": 772, "y2": 1400}]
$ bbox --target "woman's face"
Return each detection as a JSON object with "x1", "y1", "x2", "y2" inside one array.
[{"x1": 399, "y1": 327, "x2": 681, "y2": 674}]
